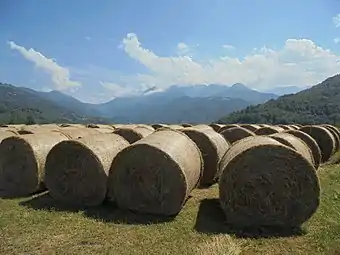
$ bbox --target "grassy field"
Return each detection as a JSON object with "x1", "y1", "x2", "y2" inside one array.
[{"x1": 1, "y1": 163, "x2": 340, "y2": 255}]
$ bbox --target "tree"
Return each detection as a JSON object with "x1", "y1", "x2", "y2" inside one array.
[{"x1": 25, "y1": 115, "x2": 36, "y2": 125}]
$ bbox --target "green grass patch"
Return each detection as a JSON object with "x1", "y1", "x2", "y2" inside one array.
[{"x1": 1, "y1": 164, "x2": 340, "y2": 254}]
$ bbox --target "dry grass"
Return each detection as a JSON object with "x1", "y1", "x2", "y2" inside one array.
[{"x1": 0, "y1": 163, "x2": 340, "y2": 254}]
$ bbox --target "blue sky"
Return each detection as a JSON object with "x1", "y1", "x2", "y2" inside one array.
[{"x1": 1, "y1": 0, "x2": 340, "y2": 103}]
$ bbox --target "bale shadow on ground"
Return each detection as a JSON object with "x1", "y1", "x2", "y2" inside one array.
[
  {"x1": 20, "y1": 192, "x2": 175, "y2": 225},
  {"x1": 194, "y1": 198, "x2": 306, "y2": 239}
]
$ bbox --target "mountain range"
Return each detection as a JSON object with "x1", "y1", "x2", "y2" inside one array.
[{"x1": 0, "y1": 82, "x2": 278, "y2": 124}]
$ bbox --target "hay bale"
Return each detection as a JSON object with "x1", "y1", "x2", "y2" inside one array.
[
  {"x1": 258, "y1": 124, "x2": 272, "y2": 128},
  {"x1": 218, "y1": 135, "x2": 320, "y2": 227},
  {"x1": 218, "y1": 124, "x2": 240, "y2": 133},
  {"x1": 285, "y1": 130, "x2": 321, "y2": 169},
  {"x1": 277, "y1": 124, "x2": 294, "y2": 130},
  {"x1": 0, "y1": 131, "x2": 18, "y2": 142},
  {"x1": 135, "y1": 124, "x2": 155, "y2": 131},
  {"x1": 0, "y1": 129, "x2": 18, "y2": 135},
  {"x1": 107, "y1": 129, "x2": 203, "y2": 216},
  {"x1": 321, "y1": 125, "x2": 340, "y2": 152},
  {"x1": 111, "y1": 124, "x2": 125, "y2": 129},
  {"x1": 220, "y1": 127, "x2": 255, "y2": 145},
  {"x1": 180, "y1": 127, "x2": 230, "y2": 186},
  {"x1": 55, "y1": 127, "x2": 102, "y2": 139},
  {"x1": 168, "y1": 125, "x2": 183, "y2": 130},
  {"x1": 254, "y1": 126, "x2": 284, "y2": 135},
  {"x1": 40, "y1": 124, "x2": 60, "y2": 129},
  {"x1": 269, "y1": 133, "x2": 314, "y2": 166},
  {"x1": 151, "y1": 123, "x2": 169, "y2": 130},
  {"x1": 92, "y1": 128, "x2": 115, "y2": 134},
  {"x1": 300, "y1": 125, "x2": 336, "y2": 163},
  {"x1": 289, "y1": 125, "x2": 300, "y2": 130},
  {"x1": 180, "y1": 123, "x2": 192, "y2": 128},
  {"x1": 45, "y1": 133, "x2": 130, "y2": 206},
  {"x1": 17, "y1": 125, "x2": 60, "y2": 135},
  {"x1": 192, "y1": 125, "x2": 214, "y2": 131},
  {"x1": 209, "y1": 124, "x2": 225, "y2": 132},
  {"x1": 0, "y1": 133, "x2": 69, "y2": 197},
  {"x1": 113, "y1": 126, "x2": 153, "y2": 144},
  {"x1": 239, "y1": 124, "x2": 261, "y2": 132},
  {"x1": 86, "y1": 124, "x2": 115, "y2": 130}
]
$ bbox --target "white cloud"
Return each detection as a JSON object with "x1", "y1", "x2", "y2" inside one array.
[
  {"x1": 334, "y1": 37, "x2": 340, "y2": 44},
  {"x1": 333, "y1": 14, "x2": 340, "y2": 27},
  {"x1": 100, "y1": 81, "x2": 142, "y2": 98},
  {"x1": 118, "y1": 33, "x2": 340, "y2": 91},
  {"x1": 8, "y1": 41, "x2": 81, "y2": 91},
  {"x1": 177, "y1": 42, "x2": 190, "y2": 55},
  {"x1": 223, "y1": 44, "x2": 235, "y2": 50}
]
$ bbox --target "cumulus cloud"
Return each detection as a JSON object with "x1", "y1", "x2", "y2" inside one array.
[
  {"x1": 223, "y1": 44, "x2": 235, "y2": 50},
  {"x1": 333, "y1": 14, "x2": 340, "y2": 27},
  {"x1": 177, "y1": 42, "x2": 190, "y2": 55},
  {"x1": 118, "y1": 33, "x2": 340, "y2": 91},
  {"x1": 8, "y1": 41, "x2": 81, "y2": 91},
  {"x1": 334, "y1": 37, "x2": 340, "y2": 44}
]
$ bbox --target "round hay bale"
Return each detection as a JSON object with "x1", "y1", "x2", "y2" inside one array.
[
  {"x1": 220, "y1": 127, "x2": 255, "y2": 145},
  {"x1": 40, "y1": 124, "x2": 60, "y2": 129},
  {"x1": 17, "y1": 125, "x2": 60, "y2": 135},
  {"x1": 151, "y1": 123, "x2": 169, "y2": 130},
  {"x1": 254, "y1": 126, "x2": 284, "y2": 135},
  {"x1": 86, "y1": 124, "x2": 115, "y2": 130},
  {"x1": 58, "y1": 123, "x2": 85, "y2": 128},
  {"x1": 277, "y1": 124, "x2": 294, "y2": 130},
  {"x1": 191, "y1": 125, "x2": 214, "y2": 131},
  {"x1": 92, "y1": 128, "x2": 115, "y2": 134},
  {"x1": 258, "y1": 124, "x2": 272, "y2": 128},
  {"x1": 54, "y1": 127, "x2": 101, "y2": 139},
  {"x1": 180, "y1": 128, "x2": 230, "y2": 186},
  {"x1": 111, "y1": 124, "x2": 125, "y2": 129},
  {"x1": 113, "y1": 126, "x2": 153, "y2": 144},
  {"x1": 218, "y1": 124, "x2": 240, "y2": 133},
  {"x1": 0, "y1": 129, "x2": 18, "y2": 135},
  {"x1": 209, "y1": 123, "x2": 225, "y2": 132},
  {"x1": 320, "y1": 125, "x2": 340, "y2": 152},
  {"x1": 180, "y1": 123, "x2": 192, "y2": 128},
  {"x1": 285, "y1": 130, "x2": 321, "y2": 170},
  {"x1": 218, "y1": 135, "x2": 320, "y2": 228},
  {"x1": 269, "y1": 133, "x2": 314, "y2": 166},
  {"x1": 299, "y1": 125, "x2": 336, "y2": 163},
  {"x1": 135, "y1": 124, "x2": 155, "y2": 131},
  {"x1": 239, "y1": 124, "x2": 261, "y2": 132},
  {"x1": 45, "y1": 133, "x2": 130, "y2": 206},
  {"x1": 321, "y1": 124, "x2": 340, "y2": 137},
  {"x1": 0, "y1": 131, "x2": 18, "y2": 142},
  {"x1": 107, "y1": 129, "x2": 203, "y2": 216},
  {"x1": 168, "y1": 125, "x2": 183, "y2": 130},
  {"x1": 0, "y1": 133, "x2": 69, "y2": 197},
  {"x1": 6, "y1": 124, "x2": 25, "y2": 130}
]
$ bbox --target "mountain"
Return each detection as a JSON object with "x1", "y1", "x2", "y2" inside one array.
[
  {"x1": 263, "y1": 85, "x2": 310, "y2": 96},
  {"x1": 149, "y1": 83, "x2": 277, "y2": 104},
  {"x1": 107, "y1": 96, "x2": 252, "y2": 124},
  {"x1": 0, "y1": 83, "x2": 109, "y2": 124},
  {"x1": 0, "y1": 82, "x2": 277, "y2": 124},
  {"x1": 96, "y1": 83, "x2": 277, "y2": 123},
  {"x1": 218, "y1": 74, "x2": 340, "y2": 125}
]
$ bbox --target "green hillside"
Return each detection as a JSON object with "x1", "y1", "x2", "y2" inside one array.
[
  {"x1": 0, "y1": 83, "x2": 108, "y2": 124},
  {"x1": 218, "y1": 74, "x2": 340, "y2": 125}
]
